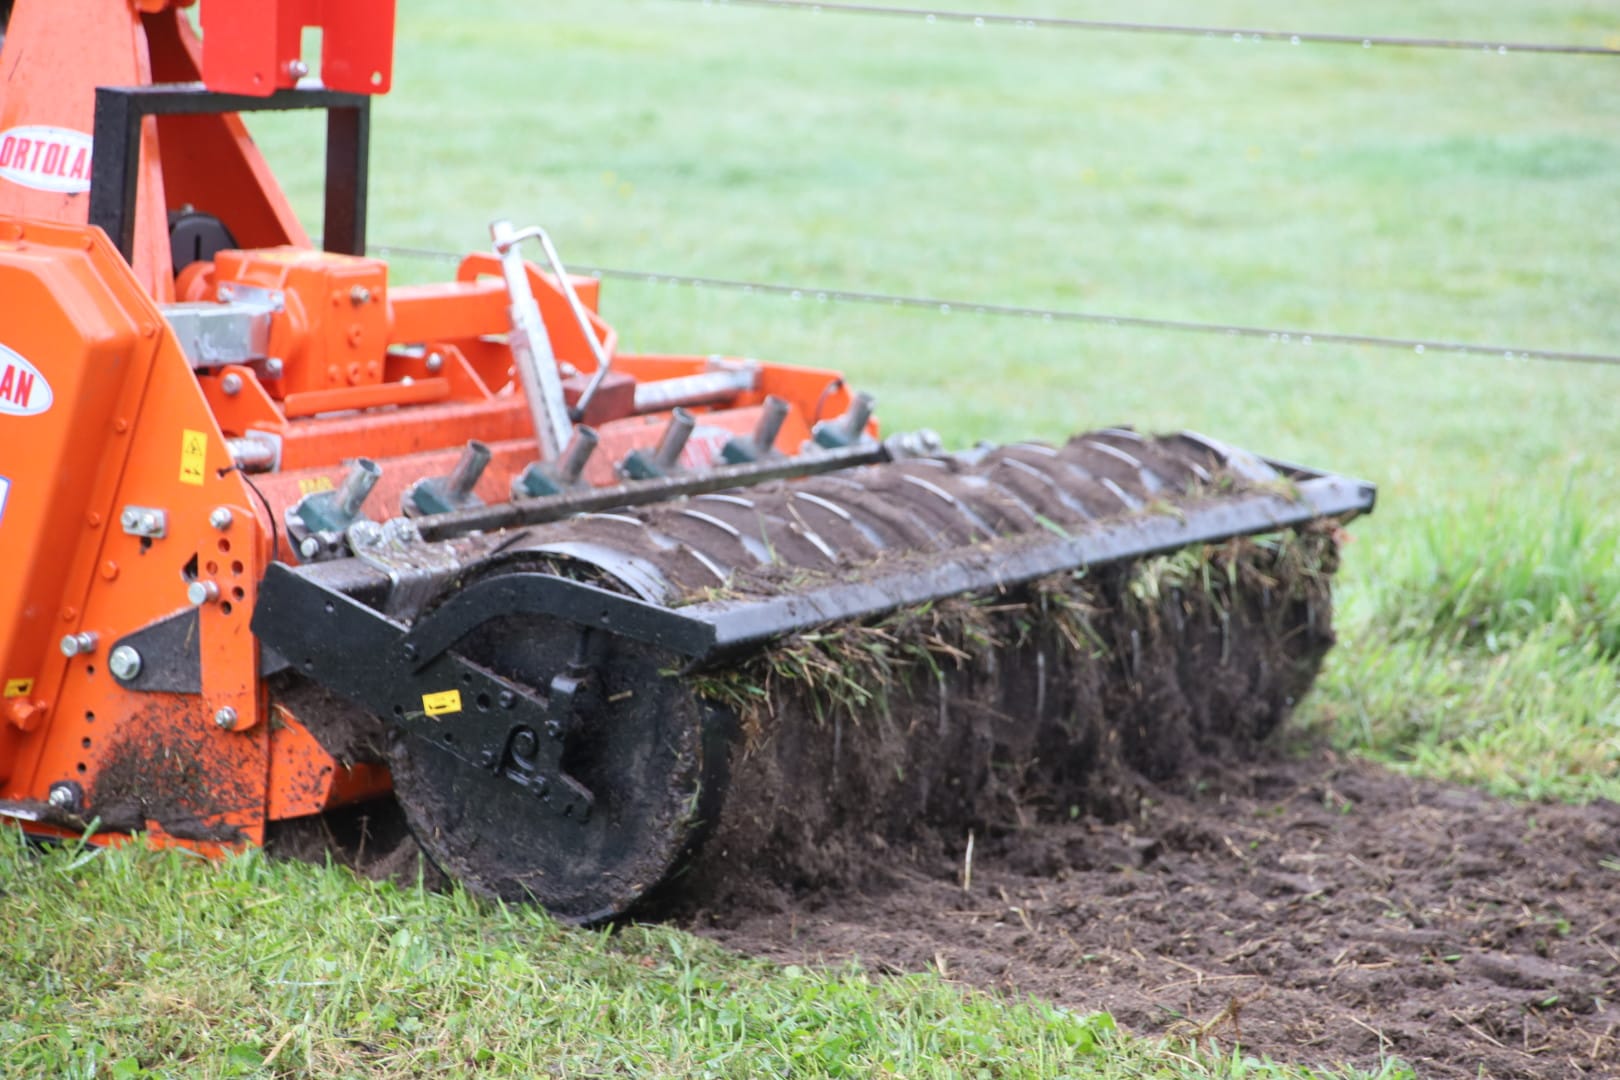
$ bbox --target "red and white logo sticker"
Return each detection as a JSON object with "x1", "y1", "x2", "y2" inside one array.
[
  {"x1": 0, "y1": 125, "x2": 94, "y2": 194},
  {"x1": 0, "y1": 343, "x2": 53, "y2": 416}
]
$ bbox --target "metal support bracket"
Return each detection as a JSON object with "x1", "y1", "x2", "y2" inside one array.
[
  {"x1": 90, "y1": 83, "x2": 371, "y2": 266},
  {"x1": 251, "y1": 563, "x2": 593, "y2": 818}
]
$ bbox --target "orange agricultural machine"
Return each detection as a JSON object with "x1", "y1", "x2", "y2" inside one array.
[{"x1": 0, "y1": 0, "x2": 1372, "y2": 921}]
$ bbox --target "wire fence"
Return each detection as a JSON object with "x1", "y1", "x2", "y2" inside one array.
[
  {"x1": 369, "y1": 3, "x2": 1616, "y2": 373},
  {"x1": 372, "y1": 244, "x2": 1620, "y2": 370},
  {"x1": 672, "y1": 0, "x2": 1620, "y2": 57}
]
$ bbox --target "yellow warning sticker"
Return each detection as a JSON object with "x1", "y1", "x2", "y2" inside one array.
[
  {"x1": 422, "y1": 689, "x2": 462, "y2": 717},
  {"x1": 179, "y1": 428, "x2": 208, "y2": 486},
  {"x1": 297, "y1": 475, "x2": 335, "y2": 496},
  {"x1": 3, "y1": 678, "x2": 34, "y2": 698}
]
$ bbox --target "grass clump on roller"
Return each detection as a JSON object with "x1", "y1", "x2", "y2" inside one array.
[{"x1": 677, "y1": 524, "x2": 1342, "y2": 909}]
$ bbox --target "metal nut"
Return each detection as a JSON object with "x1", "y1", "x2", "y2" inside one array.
[
  {"x1": 121, "y1": 506, "x2": 167, "y2": 538},
  {"x1": 209, "y1": 506, "x2": 234, "y2": 530},
  {"x1": 214, "y1": 706, "x2": 238, "y2": 730},
  {"x1": 108, "y1": 645, "x2": 143, "y2": 681}
]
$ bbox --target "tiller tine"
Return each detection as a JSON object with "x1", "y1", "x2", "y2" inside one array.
[{"x1": 252, "y1": 430, "x2": 1373, "y2": 923}]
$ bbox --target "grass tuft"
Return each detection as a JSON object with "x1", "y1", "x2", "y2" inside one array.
[{"x1": 1379, "y1": 481, "x2": 1620, "y2": 659}]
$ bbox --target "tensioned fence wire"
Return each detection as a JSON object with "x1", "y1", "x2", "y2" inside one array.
[
  {"x1": 668, "y1": 0, "x2": 1620, "y2": 57},
  {"x1": 367, "y1": 6, "x2": 1617, "y2": 370},
  {"x1": 370, "y1": 244, "x2": 1620, "y2": 370}
]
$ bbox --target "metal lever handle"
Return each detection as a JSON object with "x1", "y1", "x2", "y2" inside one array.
[
  {"x1": 491, "y1": 220, "x2": 575, "y2": 462},
  {"x1": 492, "y1": 222, "x2": 615, "y2": 421}
]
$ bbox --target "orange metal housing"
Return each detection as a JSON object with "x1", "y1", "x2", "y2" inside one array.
[{"x1": 0, "y1": 0, "x2": 866, "y2": 850}]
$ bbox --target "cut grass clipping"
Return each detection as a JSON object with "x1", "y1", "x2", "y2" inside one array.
[
  {"x1": 696, "y1": 528, "x2": 1336, "y2": 746},
  {"x1": 675, "y1": 527, "x2": 1338, "y2": 899}
]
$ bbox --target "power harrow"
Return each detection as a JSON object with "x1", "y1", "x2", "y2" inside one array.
[{"x1": 0, "y1": 0, "x2": 1373, "y2": 922}]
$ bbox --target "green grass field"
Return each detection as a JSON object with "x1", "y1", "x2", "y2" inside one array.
[{"x1": 5, "y1": 0, "x2": 1620, "y2": 1074}]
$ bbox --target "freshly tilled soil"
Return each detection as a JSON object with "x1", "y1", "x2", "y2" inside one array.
[{"x1": 683, "y1": 746, "x2": 1620, "y2": 1078}]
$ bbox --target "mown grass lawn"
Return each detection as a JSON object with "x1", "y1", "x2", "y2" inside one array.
[{"x1": 5, "y1": 0, "x2": 1619, "y2": 1075}]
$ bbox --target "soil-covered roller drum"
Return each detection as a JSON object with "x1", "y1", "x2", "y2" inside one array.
[{"x1": 252, "y1": 429, "x2": 1373, "y2": 922}]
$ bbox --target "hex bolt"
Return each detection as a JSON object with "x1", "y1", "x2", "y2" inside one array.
[
  {"x1": 425, "y1": 351, "x2": 444, "y2": 373},
  {"x1": 187, "y1": 580, "x2": 221, "y2": 606},
  {"x1": 286, "y1": 58, "x2": 310, "y2": 79},
  {"x1": 209, "y1": 506, "x2": 234, "y2": 530},
  {"x1": 140, "y1": 511, "x2": 160, "y2": 534},
  {"x1": 349, "y1": 284, "x2": 372, "y2": 305},
  {"x1": 47, "y1": 782, "x2": 82, "y2": 812},
  {"x1": 108, "y1": 645, "x2": 143, "y2": 682},
  {"x1": 119, "y1": 508, "x2": 139, "y2": 530},
  {"x1": 59, "y1": 632, "x2": 98, "y2": 657},
  {"x1": 214, "y1": 706, "x2": 238, "y2": 730},
  {"x1": 299, "y1": 535, "x2": 322, "y2": 559},
  {"x1": 221, "y1": 372, "x2": 244, "y2": 396},
  {"x1": 263, "y1": 357, "x2": 285, "y2": 379}
]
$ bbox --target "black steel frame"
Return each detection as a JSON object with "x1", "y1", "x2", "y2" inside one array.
[{"x1": 89, "y1": 83, "x2": 370, "y2": 265}]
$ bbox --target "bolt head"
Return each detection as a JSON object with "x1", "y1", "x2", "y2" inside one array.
[
  {"x1": 299, "y1": 536, "x2": 321, "y2": 559},
  {"x1": 187, "y1": 581, "x2": 220, "y2": 606},
  {"x1": 217, "y1": 284, "x2": 235, "y2": 302},
  {"x1": 59, "y1": 633, "x2": 93, "y2": 657},
  {"x1": 425, "y1": 352, "x2": 444, "y2": 373},
  {"x1": 286, "y1": 58, "x2": 310, "y2": 78},
  {"x1": 109, "y1": 645, "x2": 143, "y2": 681},
  {"x1": 511, "y1": 729, "x2": 539, "y2": 759},
  {"x1": 119, "y1": 508, "x2": 138, "y2": 529},
  {"x1": 209, "y1": 507, "x2": 234, "y2": 530},
  {"x1": 47, "y1": 783, "x2": 80, "y2": 810},
  {"x1": 214, "y1": 706, "x2": 238, "y2": 730},
  {"x1": 263, "y1": 357, "x2": 285, "y2": 379},
  {"x1": 349, "y1": 285, "x2": 372, "y2": 305},
  {"x1": 221, "y1": 373, "x2": 244, "y2": 396}
]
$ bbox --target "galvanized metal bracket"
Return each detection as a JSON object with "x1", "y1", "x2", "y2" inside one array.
[{"x1": 108, "y1": 608, "x2": 202, "y2": 694}]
